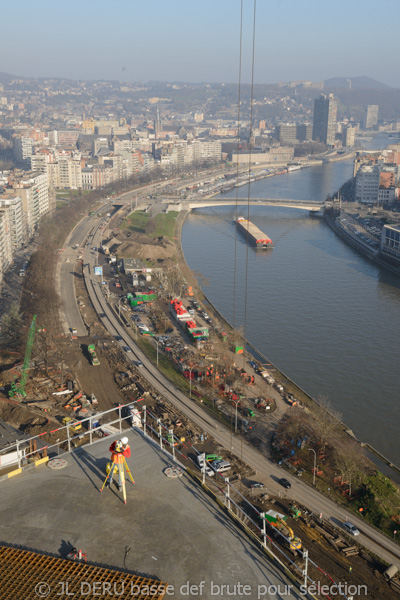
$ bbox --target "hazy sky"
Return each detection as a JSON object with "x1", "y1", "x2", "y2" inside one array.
[{"x1": 2, "y1": 0, "x2": 400, "y2": 87}]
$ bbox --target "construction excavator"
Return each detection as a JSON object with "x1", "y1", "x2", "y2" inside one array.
[{"x1": 275, "y1": 517, "x2": 302, "y2": 554}]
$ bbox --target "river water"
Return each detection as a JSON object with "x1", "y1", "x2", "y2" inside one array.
[{"x1": 181, "y1": 134, "x2": 400, "y2": 466}]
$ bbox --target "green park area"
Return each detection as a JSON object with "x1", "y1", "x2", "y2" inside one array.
[{"x1": 123, "y1": 210, "x2": 178, "y2": 239}]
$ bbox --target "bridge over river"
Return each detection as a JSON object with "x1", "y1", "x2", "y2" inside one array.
[{"x1": 184, "y1": 198, "x2": 325, "y2": 211}]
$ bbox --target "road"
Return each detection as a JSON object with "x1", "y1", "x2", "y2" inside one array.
[{"x1": 60, "y1": 188, "x2": 400, "y2": 571}]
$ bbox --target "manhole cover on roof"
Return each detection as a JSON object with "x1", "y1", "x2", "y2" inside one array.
[
  {"x1": 163, "y1": 466, "x2": 183, "y2": 478},
  {"x1": 48, "y1": 458, "x2": 68, "y2": 470}
]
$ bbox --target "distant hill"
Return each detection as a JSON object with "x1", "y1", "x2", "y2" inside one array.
[
  {"x1": 0, "y1": 71, "x2": 19, "y2": 84},
  {"x1": 324, "y1": 76, "x2": 393, "y2": 90}
]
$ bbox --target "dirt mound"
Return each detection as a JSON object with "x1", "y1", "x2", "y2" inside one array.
[
  {"x1": 118, "y1": 238, "x2": 175, "y2": 261},
  {"x1": 0, "y1": 398, "x2": 47, "y2": 431}
]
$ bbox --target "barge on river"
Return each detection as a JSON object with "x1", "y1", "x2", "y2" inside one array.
[{"x1": 236, "y1": 217, "x2": 273, "y2": 249}]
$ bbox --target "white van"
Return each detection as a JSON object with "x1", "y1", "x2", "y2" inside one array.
[{"x1": 211, "y1": 459, "x2": 231, "y2": 473}]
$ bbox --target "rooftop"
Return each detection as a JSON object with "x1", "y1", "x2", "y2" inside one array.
[{"x1": 0, "y1": 431, "x2": 293, "y2": 599}]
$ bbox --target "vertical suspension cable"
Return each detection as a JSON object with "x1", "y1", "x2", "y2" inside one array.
[
  {"x1": 230, "y1": 0, "x2": 244, "y2": 452},
  {"x1": 241, "y1": 0, "x2": 257, "y2": 460},
  {"x1": 232, "y1": 0, "x2": 243, "y2": 333}
]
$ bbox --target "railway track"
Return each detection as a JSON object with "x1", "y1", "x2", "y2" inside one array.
[{"x1": 79, "y1": 220, "x2": 400, "y2": 570}]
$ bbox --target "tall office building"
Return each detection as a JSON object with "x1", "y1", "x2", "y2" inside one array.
[
  {"x1": 365, "y1": 105, "x2": 379, "y2": 129},
  {"x1": 312, "y1": 94, "x2": 338, "y2": 146}
]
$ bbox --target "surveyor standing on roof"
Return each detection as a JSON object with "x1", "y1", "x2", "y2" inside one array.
[{"x1": 109, "y1": 436, "x2": 131, "y2": 458}]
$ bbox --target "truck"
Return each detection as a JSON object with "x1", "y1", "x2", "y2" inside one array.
[{"x1": 88, "y1": 344, "x2": 100, "y2": 366}]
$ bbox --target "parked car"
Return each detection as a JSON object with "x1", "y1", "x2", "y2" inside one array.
[
  {"x1": 279, "y1": 478, "x2": 291, "y2": 489},
  {"x1": 342, "y1": 521, "x2": 360, "y2": 536},
  {"x1": 249, "y1": 481, "x2": 265, "y2": 489},
  {"x1": 136, "y1": 360, "x2": 143, "y2": 368}
]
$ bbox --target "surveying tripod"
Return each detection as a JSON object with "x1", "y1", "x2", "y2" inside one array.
[{"x1": 100, "y1": 452, "x2": 135, "y2": 504}]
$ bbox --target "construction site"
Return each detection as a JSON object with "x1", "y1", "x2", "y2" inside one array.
[{"x1": 0, "y1": 201, "x2": 400, "y2": 599}]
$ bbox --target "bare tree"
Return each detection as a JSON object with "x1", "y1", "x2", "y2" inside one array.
[
  {"x1": 0, "y1": 302, "x2": 24, "y2": 350},
  {"x1": 334, "y1": 440, "x2": 364, "y2": 495},
  {"x1": 312, "y1": 397, "x2": 342, "y2": 449}
]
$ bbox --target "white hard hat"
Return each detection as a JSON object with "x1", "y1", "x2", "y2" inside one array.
[{"x1": 121, "y1": 437, "x2": 129, "y2": 445}]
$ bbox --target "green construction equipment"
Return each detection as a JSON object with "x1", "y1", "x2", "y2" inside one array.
[
  {"x1": 289, "y1": 503, "x2": 301, "y2": 519},
  {"x1": 9, "y1": 314, "x2": 37, "y2": 398},
  {"x1": 88, "y1": 344, "x2": 100, "y2": 366}
]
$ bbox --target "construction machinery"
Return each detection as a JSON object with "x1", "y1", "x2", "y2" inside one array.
[
  {"x1": 275, "y1": 516, "x2": 302, "y2": 553},
  {"x1": 63, "y1": 391, "x2": 83, "y2": 411},
  {"x1": 62, "y1": 417, "x2": 82, "y2": 433},
  {"x1": 9, "y1": 315, "x2": 37, "y2": 398},
  {"x1": 88, "y1": 344, "x2": 100, "y2": 366},
  {"x1": 289, "y1": 503, "x2": 301, "y2": 519}
]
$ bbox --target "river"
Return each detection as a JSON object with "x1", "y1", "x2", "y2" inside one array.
[{"x1": 181, "y1": 134, "x2": 400, "y2": 466}]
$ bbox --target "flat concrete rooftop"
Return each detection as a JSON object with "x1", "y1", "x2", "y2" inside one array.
[{"x1": 0, "y1": 430, "x2": 301, "y2": 600}]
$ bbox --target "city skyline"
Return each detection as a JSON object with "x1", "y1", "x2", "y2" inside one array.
[{"x1": 1, "y1": 0, "x2": 400, "y2": 87}]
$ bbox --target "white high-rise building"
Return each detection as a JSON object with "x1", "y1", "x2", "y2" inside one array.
[
  {"x1": 13, "y1": 136, "x2": 34, "y2": 163},
  {"x1": 0, "y1": 195, "x2": 24, "y2": 251},
  {"x1": 0, "y1": 209, "x2": 13, "y2": 282},
  {"x1": 13, "y1": 172, "x2": 50, "y2": 235},
  {"x1": 355, "y1": 164, "x2": 380, "y2": 204}
]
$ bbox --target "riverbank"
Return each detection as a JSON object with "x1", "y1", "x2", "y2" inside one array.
[
  {"x1": 325, "y1": 213, "x2": 400, "y2": 278},
  {"x1": 195, "y1": 151, "x2": 355, "y2": 200},
  {"x1": 177, "y1": 208, "x2": 400, "y2": 482}
]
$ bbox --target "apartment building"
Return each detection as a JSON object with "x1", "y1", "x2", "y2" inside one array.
[
  {"x1": 31, "y1": 148, "x2": 54, "y2": 173},
  {"x1": 275, "y1": 123, "x2": 313, "y2": 145},
  {"x1": 355, "y1": 164, "x2": 380, "y2": 204},
  {"x1": 342, "y1": 126, "x2": 356, "y2": 147},
  {"x1": 0, "y1": 195, "x2": 24, "y2": 251},
  {"x1": 11, "y1": 172, "x2": 50, "y2": 235},
  {"x1": 378, "y1": 187, "x2": 396, "y2": 205},
  {"x1": 13, "y1": 136, "x2": 33, "y2": 163},
  {"x1": 0, "y1": 209, "x2": 13, "y2": 282},
  {"x1": 380, "y1": 225, "x2": 400, "y2": 261}
]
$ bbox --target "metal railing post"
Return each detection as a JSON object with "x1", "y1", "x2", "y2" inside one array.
[
  {"x1": 143, "y1": 405, "x2": 147, "y2": 436},
  {"x1": 226, "y1": 477, "x2": 231, "y2": 510},
  {"x1": 261, "y1": 512, "x2": 267, "y2": 549},
  {"x1": 169, "y1": 428, "x2": 175, "y2": 461},
  {"x1": 118, "y1": 405, "x2": 122, "y2": 432},
  {"x1": 89, "y1": 418, "x2": 93, "y2": 445},
  {"x1": 67, "y1": 425, "x2": 71, "y2": 453},
  {"x1": 158, "y1": 420, "x2": 163, "y2": 449},
  {"x1": 202, "y1": 452, "x2": 206, "y2": 484},
  {"x1": 303, "y1": 549, "x2": 309, "y2": 590},
  {"x1": 16, "y1": 441, "x2": 21, "y2": 468}
]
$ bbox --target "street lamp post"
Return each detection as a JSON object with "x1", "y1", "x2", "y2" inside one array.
[
  {"x1": 188, "y1": 366, "x2": 194, "y2": 398},
  {"x1": 234, "y1": 399, "x2": 241, "y2": 433},
  {"x1": 309, "y1": 448, "x2": 317, "y2": 486}
]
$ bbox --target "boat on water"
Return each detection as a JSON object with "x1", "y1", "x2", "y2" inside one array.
[
  {"x1": 236, "y1": 217, "x2": 273, "y2": 249},
  {"x1": 309, "y1": 209, "x2": 325, "y2": 218}
]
